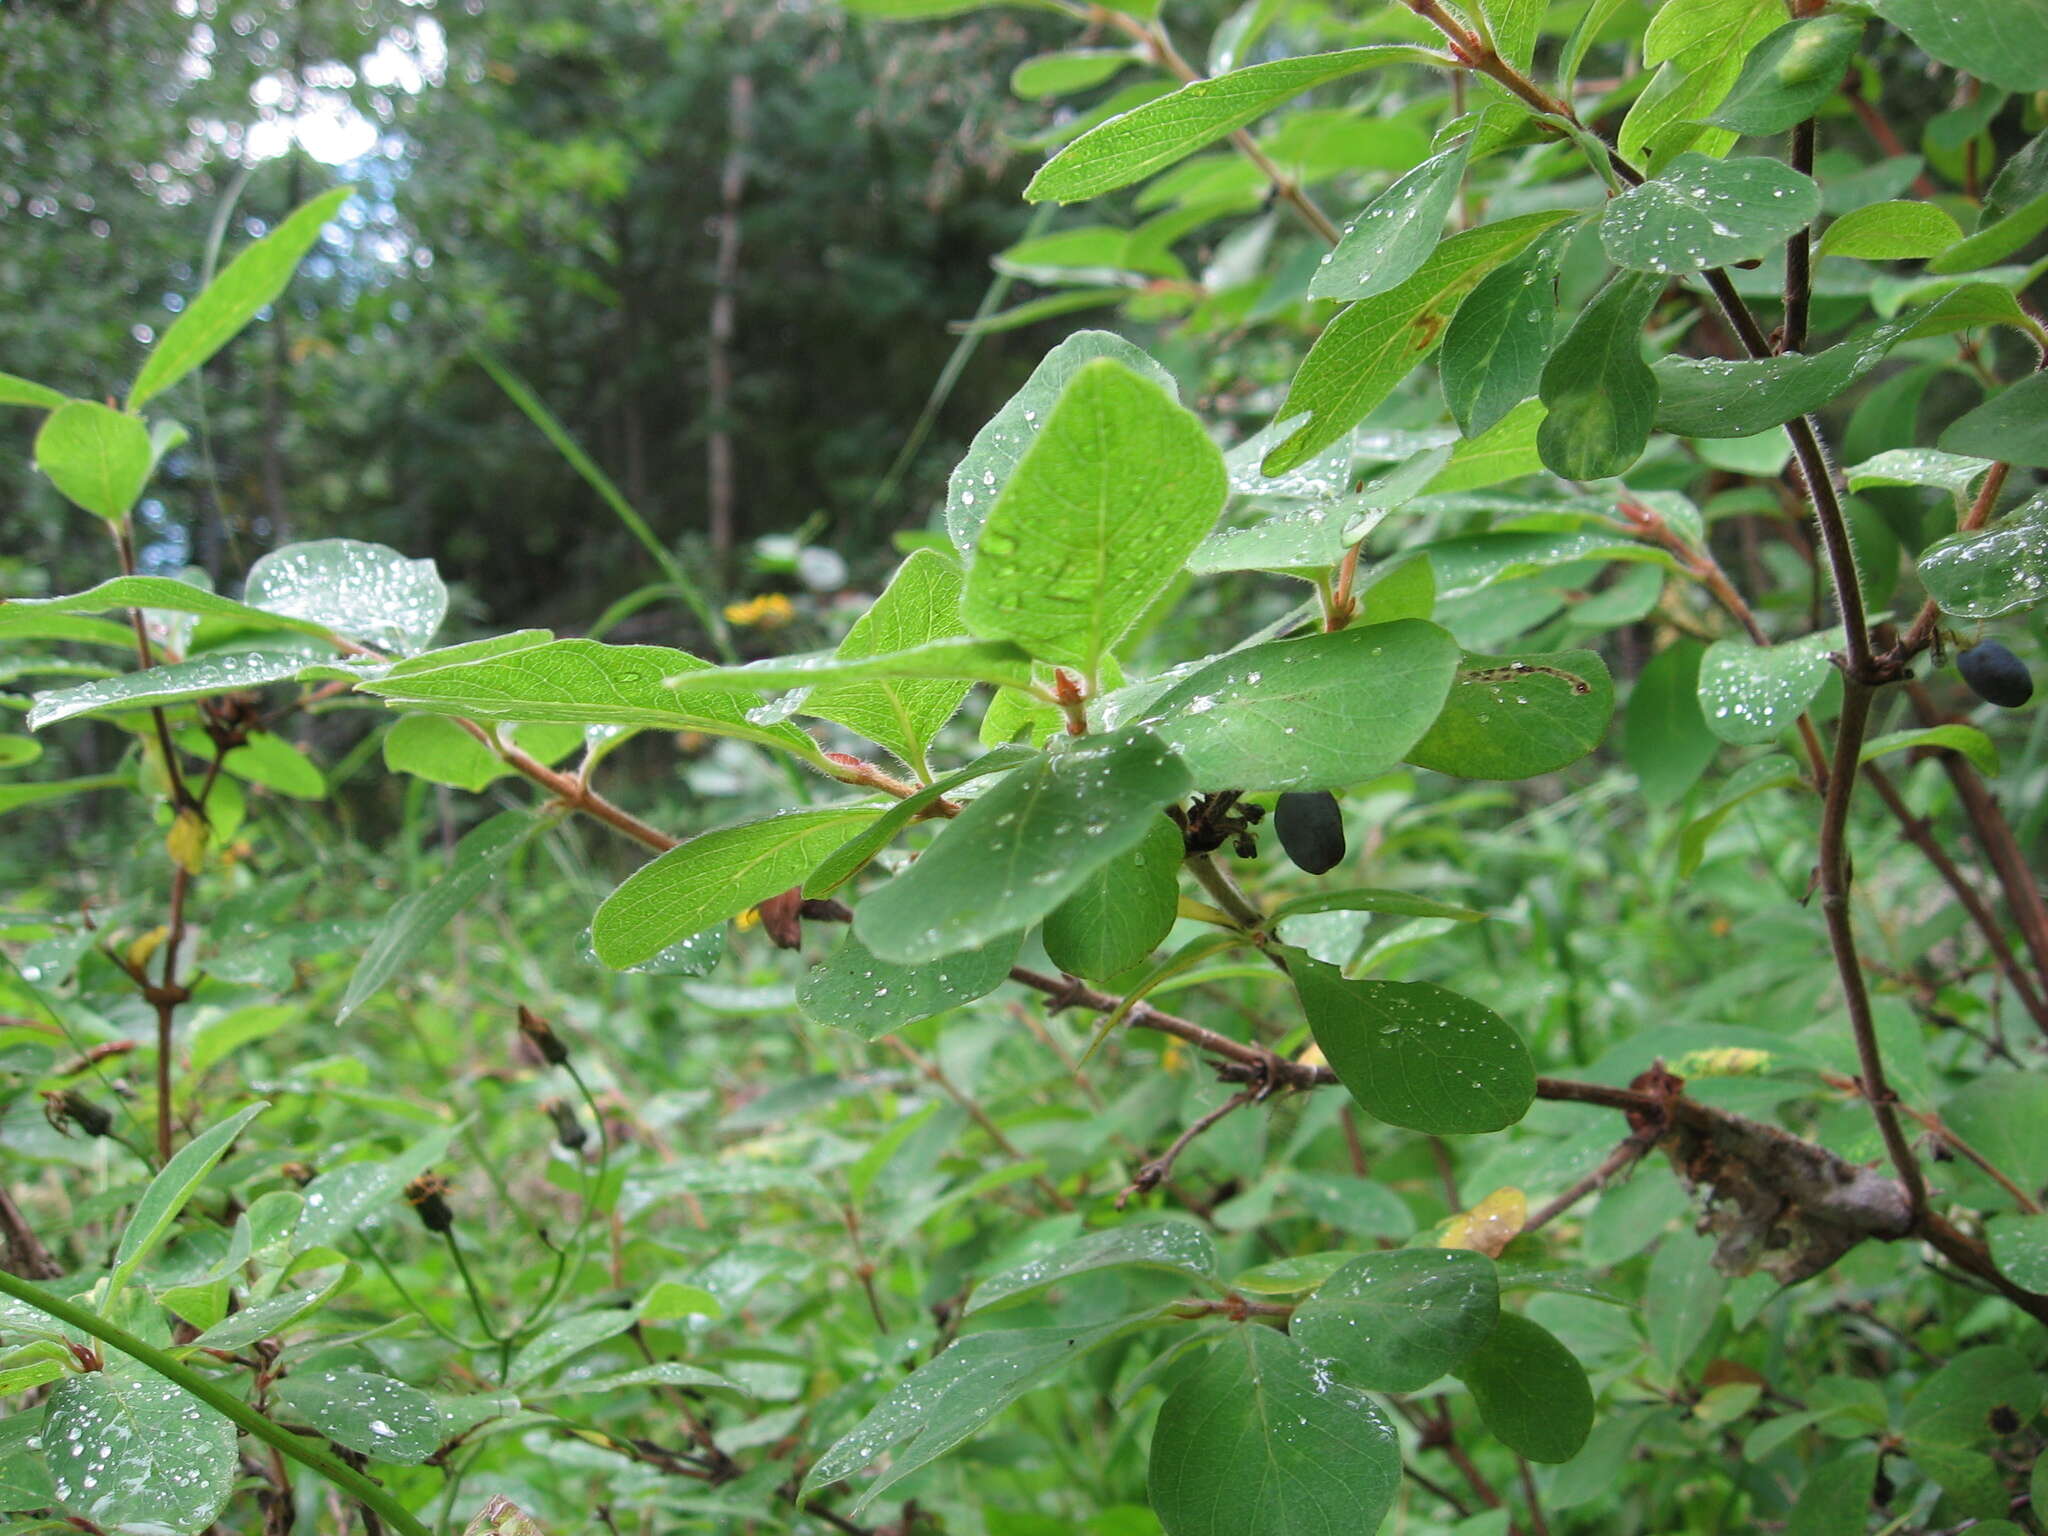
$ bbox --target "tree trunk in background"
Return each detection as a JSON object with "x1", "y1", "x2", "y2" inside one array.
[{"x1": 706, "y1": 72, "x2": 752, "y2": 573}]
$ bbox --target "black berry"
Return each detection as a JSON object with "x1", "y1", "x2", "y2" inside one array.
[
  {"x1": 1274, "y1": 791, "x2": 1346, "y2": 875},
  {"x1": 1958, "y1": 640, "x2": 2033, "y2": 709}
]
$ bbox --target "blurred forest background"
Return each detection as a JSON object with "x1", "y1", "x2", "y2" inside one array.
[{"x1": 0, "y1": 0, "x2": 1079, "y2": 629}]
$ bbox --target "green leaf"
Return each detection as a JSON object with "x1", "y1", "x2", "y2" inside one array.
[
  {"x1": 804, "y1": 548, "x2": 972, "y2": 774},
  {"x1": 1537, "y1": 270, "x2": 1662, "y2": 479},
  {"x1": 1405, "y1": 649, "x2": 1614, "y2": 780},
  {"x1": 0, "y1": 372, "x2": 64, "y2": 410},
  {"x1": 1933, "y1": 194, "x2": 2048, "y2": 273},
  {"x1": 1025, "y1": 47, "x2": 1438, "y2": 204},
  {"x1": 507, "y1": 1310, "x2": 636, "y2": 1385},
  {"x1": 1011, "y1": 48, "x2": 1138, "y2": 99},
  {"x1": 948, "y1": 332, "x2": 1178, "y2": 557},
  {"x1": 0, "y1": 734, "x2": 42, "y2": 768},
  {"x1": 1307, "y1": 137, "x2": 1471, "y2": 302},
  {"x1": 1454, "y1": 1312, "x2": 1594, "y2": 1462},
  {"x1": 178, "y1": 728, "x2": 328, "y2": 800},
  {"x1": 1818, "y1": 200, "x2": 1966, "y2": 262},
  {"x1": 1901, "y1": 1346, "x2": 2044, "y2": 1512},
  {"x1": 854, "y1": 727, "x2": 1191, "y2": 964},
  {"x1": 969, "y1": 1218, "x2": 1216, "y2": 1314},
  {"x1": 1441, "y1": 236, "x2": 1565, "y2": 438},
  {"x1": 1988, "y1": 1214, "x2": 2048, "y2": 1290},
  {"x1": 1943, "y1": 1074, "x2": 2048, "y2": 1195},
  {"x1": 359, "y1": 639, "x2": 823, "y2": 762},
  {"x1": 594, "y1": 806, "x2": 880, "y2": 969},
  {"x1": 1292, "y1": 953, "x2": 1534, "y2": 1134},
  {"x1": 1645, "y1": 1226, "x2": 1725, "y2": 1374},
  {"x1": 107, "y1": 1102, "x2": 269, "y2": 1301},
  {"x1": 1292, "y1": 1248, "x2": 1499, "y2": 1391},
  {"x1": 1270, "y1": 888, "x2": 1486, "y2": 923},
  {"x1": 799, "y1": 927, "x2": 1020, "y2": 1040},
  {"x1": 0, "y1": 575, "x2": 343, "y2": 645},
  {"x1": 1619, "y1": 0, "x2": 1782, "y2": 171},
  {"x1": 1148, "y1": 1325, "x2": 1401, "y2": 1536},
  {"x1": 44, "y1": 1370, "x2": 238, "y2": 1533},
  {"x1": 274, "y1": 1369, "x2": 443, "y2": 1463},
  {"x1": 1427, "y1": 399, "x2": 1548, "y2": 492},
  {"x1": 1043, "y1": 813, "x2": 1183, "y2": 981},
  {"x1": 1677, "y1": 753, "x2": 1803, "y2": 875},
  {"x1": 1653, "y1": 287, "x2": 2020, "y2": 438},
  {"x1": 1697, "y1": 630, "x2": 1842, "y2": 744},
  {"x1": 1918, "y1": 495, "x2": 2048, "y2": 619},
  {"x1": 1785, "y1": 1451, "x2": 1880, "y2": 1536},
  {"x1": 1264, "y1": 210, "x2": 1576, "y2": 475},
  {"x1": 28, "y1": 648, "x2": 314, "y2": 731},
  {"x1": 33, "y1": 401, "x2": 153, "y2": 523},
  {"x1": 1706, "y1": 15, "x2": 1865, "y2": 135},
  {"x1": 1600, "y1": 155, "x2": 1819, "y2": 274},
  {"x1": 0, "y1": 773, "x2": 132, "y2": 819},
  {"x1": 1867, "y1": 0, "x2": 2048, "y2": 95},
  {"x1": 242, "y1": 539, "x2": 447, "y2": 657},
  {"x1": 1939, "y1": 374, "x2": 2048, "y2": 469},
  {"x1": 1847, "y1": 447, "x2": 1993, "y2": 498},
  {"x1": 802, "y1": 745, "x2": 1040, "y2": 897},
  {"x1": 666, "y1": 637, "x2": 1039, "y2": 697},
  {"x1": 962, "y1": 359, "x2": 1225, "y2": 678},
  {"x1": 1625, "y1": 639, "x2": 1720, "y2": 806},
  {"x1": 294, "y1": 1126, "x2": 458, "y2": 1251},
  {"x1": 189, "y1": 1280, "x2": 346, "y2": 1351},
  {"x1": 339, "y1": 812, "x2": 549, "y2": 1020},
  {"x1": 380, "y1": 715, "x2": 581, "y2": 793},
  {"x1": 130, "y1": 188, "x2": 351, "y2": 410},
  {"x1": 1862, "y1": 725, "x2": 1998, "y2": 777},
  {"x1": 803, "y1": 1309, "x2": 1171, "y2": 1512},
  {"x1": 1150, "y1": 620, "x2": 1461, "y2": 792}
]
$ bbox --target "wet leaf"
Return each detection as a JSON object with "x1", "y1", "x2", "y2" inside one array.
[
  {"x1": 1601, "y1": 155, "x2": 1819, "y2": 274},
  {"x1": 804, "y1": 548, "x2": 973, "y2": 774},
  {"x1": 1148, "y1": 1325, "x2": 1400, "y2": 1536},
  {"x1": 799, "y1": 927, "x2": 1019, "y2": 1039},
  {"x1": 1696, "y1": 629, "x2": 1842, "y2": 744},
  {"x1": 1537, "y1": 270, "x2": 1662, "y2": 479},
  {"x1": 1308, "y1": 137, "x2": 1471, "y2": 302},
  {"x1": 44, "y1": 1369, "x2": 237, "y2": 1533},
  {"x1": 275, "y1": 1368, "x2": 443, "y2": 1463},
  {"x1": 969, "y1": 1219, "x2": 1216, "y2": 1314},
  {"x1": 1043, "y1": 814, "x2": 1183, "y2": 981},
  {"x1": 243, "y1": 539, "x2": 447, "y2": 657},
  {"x1": 1405, "y1": 648, "x2": 1614, "y2": 779},
  {"x1": 1441, "y1": 236, "x2": 1565, "y2": 438},
  {"x1": 1918, "y1": 495, "x2": 2048, "y2": 619},
  {"x1": 1292, "y1": 1248, "x2": 1499, "y2": 1390}
]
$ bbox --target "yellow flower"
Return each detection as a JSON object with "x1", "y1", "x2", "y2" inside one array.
[
  {"x1": 735, "y1": 906, "x2": 761, "y2": 931},
  {"x1": 723, "y1": 592, "x2": 795, "y2": 629}
]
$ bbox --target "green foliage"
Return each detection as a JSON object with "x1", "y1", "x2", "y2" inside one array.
[{"x1": 9, "y1": 4, "x2": 2048, "y2": 1535}]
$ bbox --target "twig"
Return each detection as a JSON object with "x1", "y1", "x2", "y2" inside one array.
[
  {"x1": 883, "y1": 1035, "x2": 1074, "y2": 1212},
  {"x1": 1122, "y1": 1088, "x2": 1257, "y2": 1205},
  {"x1": 1520, "y1": 1134, "x2": 1655, "y2": 1237}
]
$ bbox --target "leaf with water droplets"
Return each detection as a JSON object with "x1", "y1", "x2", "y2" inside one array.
[
  {"x1": 1150, "y1": 620, "x2": 1461, "y2": 792},
  {"x1": 1441, "y1": 235, "x2": 1565, "y2": 438},
  {"x1": 27, "y1": 647, "x2": 317, "y2": 731},
  {"x1": 854, "y1": 727, "x2": 1191, "y2": 964},
  {"x1": 1601, "y1": 154, "x2": 1818, "y2": 275},
  {"x1": 34, "y1": 400, "x2": 153, "y2": 523},
  {"x1": 803, "y1": 548, "x2": 973, "y2": 775},
  {"x1": 275, "y1": 1368, "x2": 443, "y2": 1463},
  {"x1": 1454, "y1": 1312, "x2": 1595, "y2": 1462},
  {"x1": 507, "y1": 1309, "x2": 638, "y2": 1386},
  {"x1": 43, "y1": 1368, "x2": 237, "y2": 1533},
  {"x1": 1939, "y1": 373, "x2": 2048, "y2": 469},
  {"x1": 1148, "y1": 1324, "x2": 1401, "y2": 1536},
  {"x1": 1866, "y1": 0, "x2": 2048, "y2": 95},
  {"x1": 963, "y1": 360, "x2": 1226, "y2": 678},
  {"x1": 1263, "y1": 210, "x2": 1577, "y2": 477},
  {"x1": 294, "y1": 1125, "x2": 459, "y2": 1252},
  {"x1": 594, "y1": 805, "x2": 880, "y2": 969},
  {"x1": 1847, "y1": 447, "x2": 1994, "y2": 500},
  {"x1": 1308, "y1": 136, "x2": 1471, "y2": 302},
  {"x1": 803, "y1": 745, "x2": 1040, "y2": 898},
  {"x1": 1697, "y1": 628, "x2": 1842, "y2": 745},
  {"x1": 358, "y1": 639, "x2": 824, "y2": 763},
  {"x1": 1024, "y1": 47, "x2": 1440, "y2": 205},
  {"x1": 1042, "y1": 813, "x2": 1184, "y2": 981},
  {"x1": 947, "y1": 332, "x2": 1178, "y2": 557},
  {"x1": 1918, "y1": 494, "x2": 2048, "y2": 620},
  {"x1": 1291, "y1": 952, "x2": 1534, "y2": 1134},
  {"x1": 341, "y1": 811, "x2": 550, "y2": 1020},
  {"x1": 1537, "y1": 270, "x2": 1663, "y2": 479},
  {"x1": 1292, "y1": 1248, "x2": 1500, "y2": 1391},
  {"x1": 1407, "y1": 648, "x2": 1613, "y2": 780},
  {"x1": 799, "y1": 926, "x2": 1019, "y2": 1040},
  {"x1": 970, "y1": 1218, "x2": 1217, "y2": 1314},
  {"x1": 802, "y1": 1308, "x2": 1172, "y2": 1512},
  {"x1": 243, "y1": 539, "x2": 447, "y2": 656}
]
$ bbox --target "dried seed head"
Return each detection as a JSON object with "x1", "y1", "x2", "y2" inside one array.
[
  {"x1": 43, "y1": 1090, "x2": 113, "y2": 1139},
  {"x1": 405, "y1": 1172, "x2": 456, "y2": 1233},
  {"x1": 517, "y1": 1005, "x2": 570, "y2": 1067},
  {"x1": 542, "y1": 1097, "x2": 588, "y2": 1151}
]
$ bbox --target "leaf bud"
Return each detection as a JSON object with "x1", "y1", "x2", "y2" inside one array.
[{"x1": 542, "y1": 1097, "x2": 588, "y2": 1151}]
